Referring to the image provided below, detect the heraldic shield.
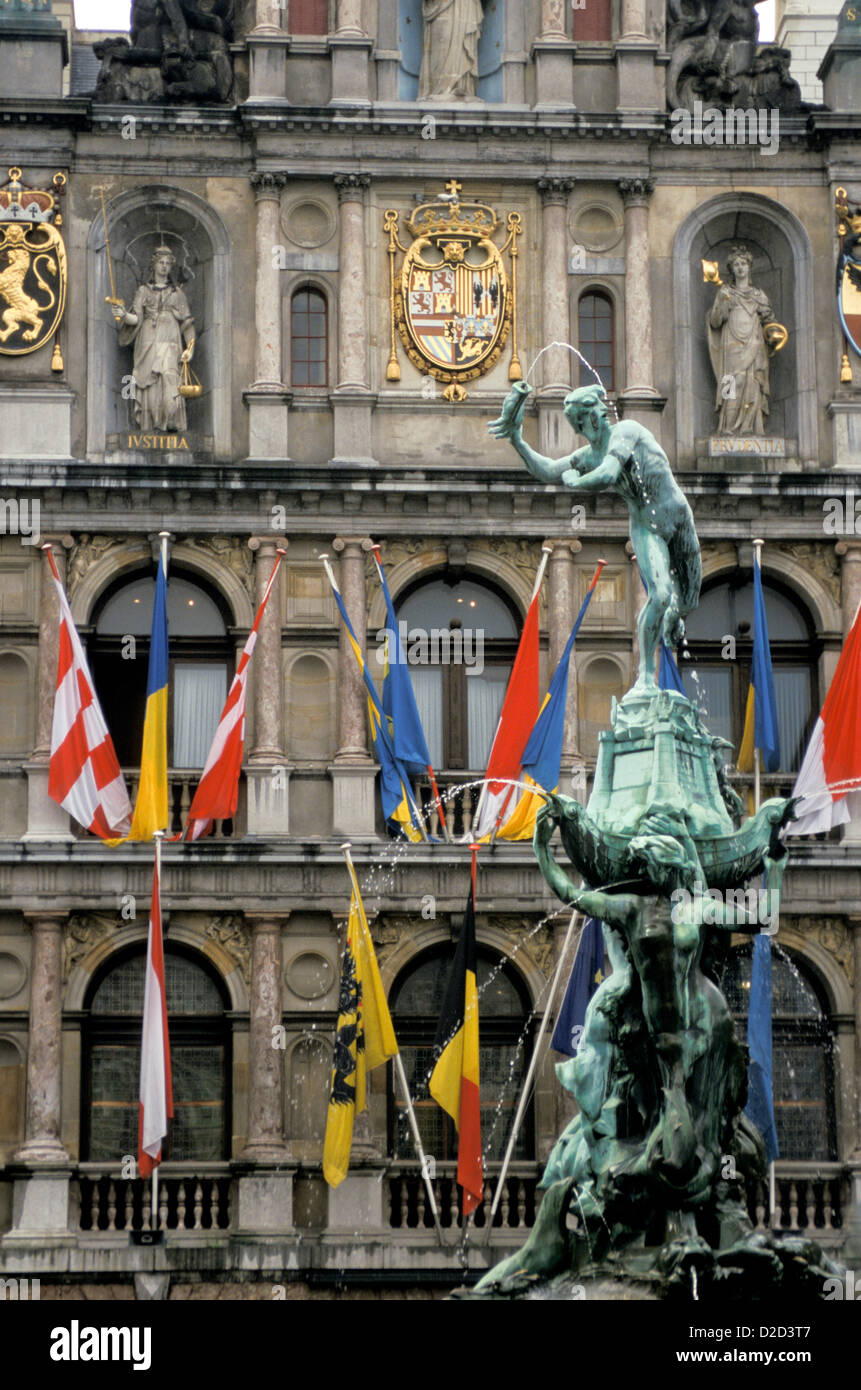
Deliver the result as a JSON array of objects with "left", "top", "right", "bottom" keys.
[
  {"left": 836, "top": 186, "right": 861, "bottom": 373},
  {"left": 0, "top": 168, "right": 68, "bottom": 358},
  {"left": 384, "top": 180, "right": 522, "bottom": 402}
]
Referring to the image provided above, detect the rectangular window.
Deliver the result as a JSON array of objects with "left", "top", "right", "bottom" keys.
[{"left": 173, "top": 662, "right": 227, "bottom": 767}]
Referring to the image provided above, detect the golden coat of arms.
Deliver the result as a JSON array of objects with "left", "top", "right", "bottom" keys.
[
  {"left": 0, "top": 168, "right": 67, "bottom": 363},
  {"left": 384, "top": 180, "right": 522, "bottom": 402}
]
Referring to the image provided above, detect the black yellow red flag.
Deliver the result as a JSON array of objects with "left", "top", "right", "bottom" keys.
[{"left": 428, "top": 884, "right": 483, "bottom": 1214}]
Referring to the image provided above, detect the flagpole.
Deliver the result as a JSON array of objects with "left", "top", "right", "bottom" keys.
[
  {"left": 151, "top": 828, "right": 164, "bottom": 1233},
  {"left": 158, "top": 530, "right": 170, "bottom": 577},
  {"left": 485, "top": 901, "right": 581, "bottom": 1238},
  {"left": 340, "top": 844, "right": 444, "bottom": 1244},
  {"left": 476, "top": 544, "right": 553, "bottom": 839}
]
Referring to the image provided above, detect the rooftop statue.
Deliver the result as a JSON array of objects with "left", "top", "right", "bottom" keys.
[
  {"left": 93, "top": 0, "right": 234, "bottom": 105},
  {"left": 489, "top": 382, "right": 701, "bottom": 693},
  {"left": 666, "top": 0, "right": 803, "bottom": 112}
]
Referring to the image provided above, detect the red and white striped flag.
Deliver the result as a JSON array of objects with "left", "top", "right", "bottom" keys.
[
  {"left": 45, "top": 546, "right": 132, "bottom": 839},
  {"left": 184, "top": 548, "right": 285, "bottom": 840},
  {"left": 138, "top": 855, "right": 173, "bottom": 1178}
]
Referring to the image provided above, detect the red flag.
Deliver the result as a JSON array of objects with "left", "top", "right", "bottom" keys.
[
  {"left": 138, "top": 857, "right": 173, "bottom": 1178},
  {"left": 45, "top": 546, "right": 132, "bottom": 838},
  {"left": 787, "top": 602, "right": 861, "bottom": 835},
  {"left": 185, "top": 549, "right": 285, "bottom": 840},
  {"left": 473, "top": 592, "right": 540, "bottom": 836}
]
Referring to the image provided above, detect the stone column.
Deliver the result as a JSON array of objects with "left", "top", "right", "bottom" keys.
[
  {"left": 536, "top": 179, "right": 574, "bottom": 456},
  {"left": 245, "top": 536, "right": 291, "bottom": 836},
  {"left": 17, "top": 915, "right": 68, "bottom": 1163},
  {"left": 841, "top": 916, "right": 861, "bottom": 1259},
  {"left": 242, "top": 915, "right": 290, "bottom": 1161},
  {"left": 836, "top": 541, "right": 861, "bottom": 637},
  {"left": 245, "top": 174, "right": 291, "bottom": 460},
  {"left": 620, "top": 0, "right": 647, "bottom": 39},
  {"left": 24, "top": 537, "right": 74, "bottom": 841},
  {"left": 533, "top": 0, "right": 576, "bottom": 108},
  {"left": 617, "top": 178, "right": 664, "bottom": 438},
  {"left": 247, "top": 1, "right": 289, "bottom": 101},
  {"left": 330, "top": 0, "right": 373, "bottom": 103},
  {"left": 329, "top": 536, "right": 377, "bottom": 835},
  {"left": 331, "top": 175, "right": 374, "bottom": 461},
  {"left": 615, "top": 0, "right": 662, "bottom": 112},
  {"left": 546, "top": 539, "right": 584, "bottom": 781}
]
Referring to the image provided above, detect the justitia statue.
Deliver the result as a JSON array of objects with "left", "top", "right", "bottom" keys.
[
  {"left": 112, "top": 245, "right": 195, "bottom": 433},
  {"left": 489, "top": 382, "right": 701, "bottom": 690},
  {"left": 707, "top": 244, "right": 773, "bottom": 437},
  {"left": 418, "top": 0, "right": 484, "bottom": 100}
]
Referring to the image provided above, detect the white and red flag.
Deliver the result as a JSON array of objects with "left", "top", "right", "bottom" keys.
[
  {"left": 138, "top": 855, "right": 173, "bottom": 1178},
  {"left": 45, "top": 545, "right": 132, "bottom": 839},
  {"left": 184, "top": 549, "right": 286, "bottom": 840},
  {"left": 786, "top": 602, "right": 861, "bottom": 836}
]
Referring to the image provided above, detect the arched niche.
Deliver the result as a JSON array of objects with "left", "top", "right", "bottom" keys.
[
  {"left": 286, "top": 653, "right": 336, "bottom": 762},
  {"left": 87, "top": 185, "right": 231, "bottom": 460},
  {"left": 0, "top": 651, "right": 33, "bottom": 756},
  {"left": 0, "top": 1036, "right": 25, "bottom": 1161},
  {"left": 672, "top": 194, "right": 817, "bottom": 466},
  {"left": 396, "top": 0, "right": 505, "bottom": 101},
  {"left": 286, "top": 1035, "right": 332, "bottom": 1151},
  {"left": 578, "top": 654, "right": 627, "bottom": 759},
  {"left": 70, "top": 540, "right": 254, "bottom": 630}
]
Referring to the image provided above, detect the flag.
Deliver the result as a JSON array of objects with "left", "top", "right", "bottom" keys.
[
  {"left": 550, "top": 918, "right": 606, "bottom": 1056},
  {"left": 659, "top": 639, "right": 686, "bottom": 695},
  {"left": 472, "top": 590, "right": 540, "bottom": 838},
  {"left": 487, "top": 562, "right": 606, "bottom": 841},
  {"left": 323, "top": 859, "right": 399, "bottom": 1187},
  {"left": 372, "top": 549, "right": 432, "bottom": 775},
  {"left": 125, "top": 550, "right": 169, "bottom": 842},
  {"left": 737, "top": 549, "right": 780, "bottom": 774},
  {"left": 745, "top": 933, "right": 780, "bottom": 1163},
  {"left": 45, "top": 549, "right": 132, "bottom": 838},
  {"left": 428, "top": 888, "right": 482, "bottom": 1213},
  {"left": 326, "top": 563, "right": 425, "bottom": 840},
  {"left": 185, "top": 550, "right": 284, "bottom": 840},
  {"left": 138, "top": 857, "right": 173, "bottom": 1178},
  {"left": 785, "top": 601, "right": 861, "bottom": 836}
]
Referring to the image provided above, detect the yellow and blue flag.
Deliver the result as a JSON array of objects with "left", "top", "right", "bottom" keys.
[
  {"left": 372, "top": 550, "right": 432, "bottom": 776},
  {"left": 487, "top": 560, "right": 605, "bottom": 841},
  {"left": 327, "top": 570, "right": 424, "bottom": 841},
  {"left": 738, "top": 549, "right": 780, "bottom": 773},
  {"left": 126, "top": 549, "right": 169, "bottom": 841}
]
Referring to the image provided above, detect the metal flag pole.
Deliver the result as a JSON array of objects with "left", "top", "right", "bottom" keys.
[
  {"left": 151, "top": 828, "right": 164, "bottom": 1234},
  {"left": 485, "top": 901, "right": 581, "bottom": 1238},
  {"left": 321, "top": 555, "right": 429, "bottom": 842},
  {"left": 340, "top": 843, "right": 444, "bottom": 1245},
  {"left": 477, "top": 543, "right": 553, "bottom": 843}
]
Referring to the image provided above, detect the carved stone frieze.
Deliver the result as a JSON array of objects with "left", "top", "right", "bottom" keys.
[
  {"left": 67, "top": 535, "right": 129, "bottom": 598},
  {"left": 63, "top": 913, "right": 115, "bottom": 983},
  {"left": 184, "top": 535, "right": 255, "bottom": 599},
  {"left": 778, "top": 543, "right": 840, "bottom": 607},
  {"left": 796, "top": 916, "right": 854, "bottom": 985},
  {"left": 205, "top": 914, "right": 251, "bottom": 985}
]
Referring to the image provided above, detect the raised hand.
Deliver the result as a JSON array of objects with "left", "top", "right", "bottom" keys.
[{"left": 488, "top": 380, "right": 533, "bottom": 439}]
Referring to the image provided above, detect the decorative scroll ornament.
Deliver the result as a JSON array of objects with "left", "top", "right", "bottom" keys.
[
  {"left": 384, "top": 179, "right": 522, "bottom": 403},
  {"left": 0, "top": 168, "right": 67, "bottom": 360},
  {"left": 835, "top": 187, "right": 861, "bottom": 384}
]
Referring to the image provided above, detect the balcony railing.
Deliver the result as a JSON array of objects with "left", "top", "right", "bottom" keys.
[
  {"left": 72, "top": 770, "right": 245, "bottom": 841},
  {"left": 745, "top": 1162, "right": 848, "bottom": 1243},
  {"left": 75, "top": 1163, "right": 233, "bottom": 1233},
  {"left": 386, "top": 1161, "right": 541, "bottom": 1231}
]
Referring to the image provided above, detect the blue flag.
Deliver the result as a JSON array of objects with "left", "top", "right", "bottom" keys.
[
  {"left": 551, "top": 918, "right": 606, "bottom": 1057},
  {"left": 659, "top": 639, "right": 686, "bottom": 694},
  {"left": 739, "top": 550, "right": 781, "bottom": 773},
  {"left": 745, "top": 933, "right": 780, "bottom": 1162},
  {"left": 373, "top": 551, "right": 432, "bottom": 776}
]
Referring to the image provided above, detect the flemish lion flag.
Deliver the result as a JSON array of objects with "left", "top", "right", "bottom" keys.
[
  {"left": 323, "top": 860, "right": 399, "bottom": 1187},
  {"left": 428, "top": 888, "right": 482, "bottom": 1214}
]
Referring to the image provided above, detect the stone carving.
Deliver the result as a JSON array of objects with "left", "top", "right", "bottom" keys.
[
  {"left": 782, "top": 543, "right": 840, "bottom": 607},
  {"left": 185, "top": 535, "right": 254, "bottom": 598},
  {"left": 93, "top": 0, "right": 234, "bottom": 105},
  {"left": 63, "top": 914, "right": 114, "bottom": 983},
  {"left": 112, "top": 245, "right": 196, "bottom": 433},
  {"left": 67, "top": 535, "right": 128, "bottom": 597},
  {"left": 418, "top": 0, "right": 484, "bottom": 100},
  {"left": 707, "top": 246, "right": 776, "bottom": 437},
  {"left": 666, "top": 0, "right": 803, "bottom": 112},
  {"left": 797, "top": 918, "right": 854, "bottom": 985},
  {"left": 205, "top": 915, "right": 251, "bottom": 985}
]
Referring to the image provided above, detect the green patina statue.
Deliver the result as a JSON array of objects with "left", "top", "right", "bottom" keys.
[
  {"left": 489, "top": 382, "right": 701, "bottom": 692},
  {"left": 465, "top": 386, "right": 839, "bottom": 1300}
]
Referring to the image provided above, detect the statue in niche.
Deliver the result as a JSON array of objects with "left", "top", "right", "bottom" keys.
[
  {"left": 666, "top": 0, "right": 803, "bottom": 112},
  {"left": 418, "top": 0, "right": 484, "bottom": 100},
  {"left": 707, "top": 245, "right": 775, "bottom": 437},
  {"left": 93, "top": 0, "right": 234, "bottom": 105},
  {"left": 112, "top": 245, "right": 195, "bottom": 433}
]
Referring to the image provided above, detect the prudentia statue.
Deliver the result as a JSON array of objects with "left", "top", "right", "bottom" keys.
[
  {"left": 707, "top": 244, "right": 773, "bottom": 437},
  {"left": 489, "top": 382, "right": 701, "bottom": 691}
]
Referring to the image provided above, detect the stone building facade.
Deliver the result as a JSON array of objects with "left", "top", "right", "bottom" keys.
[{"left": 0, "top": 0, "right": 859, "bottom": 1299}]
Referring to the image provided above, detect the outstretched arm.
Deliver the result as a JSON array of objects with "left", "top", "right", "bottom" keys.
[{"left": 488, "top": 383, "right": 578, "bottom": 483}]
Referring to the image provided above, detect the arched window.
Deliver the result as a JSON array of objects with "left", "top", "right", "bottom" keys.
[
  {"left": 389, "top": 945, "right": 533, "bottom": 1163},
  {"left": 289, "top": 0, "right": 328, "bottom": 33},
  {"left": 578, "top": 657, "right": 626, "bottom": 760},
  {"left": 395, "top": 576, "right": 520, "bottom": 770},
  {"left": 721, "top": 946, "right": 836, "bottom": 1161},
  {"left": 682, "top": 577, "right": 818, "bottom": 771},
  {"left": 291, "top": 287, "right": 328, "bottom": 387},
  {"left": 577, "top": 291, "right": 615, "bottom": 393},
  {"left": 90, "top": 569, "right": 233, "bottom": 772},
  {"left": 84, "top": 947, "right": 230, "bottom": 1162}
]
